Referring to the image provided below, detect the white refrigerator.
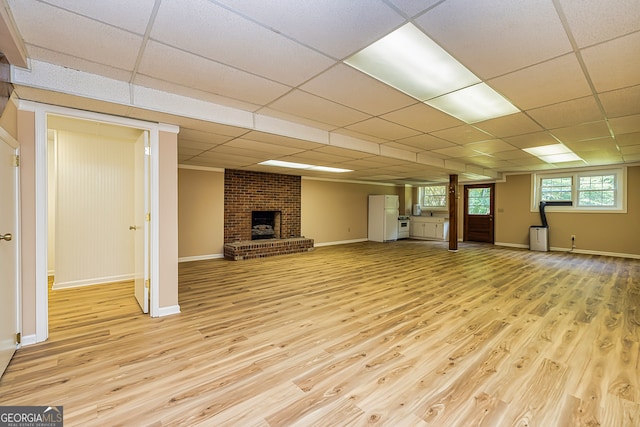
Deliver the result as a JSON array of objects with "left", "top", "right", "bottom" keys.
[{"left": 368, "top": 195, "right": 399, "bottom": 242}]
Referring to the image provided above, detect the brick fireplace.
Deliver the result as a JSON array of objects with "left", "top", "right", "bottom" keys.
[{"left": 223, "top": 169, "right": 313, "bottom": 260}]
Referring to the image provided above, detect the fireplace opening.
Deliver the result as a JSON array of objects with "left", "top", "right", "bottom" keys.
[{"left": 251, "top": 211, "right": 281, "bottom": 240}]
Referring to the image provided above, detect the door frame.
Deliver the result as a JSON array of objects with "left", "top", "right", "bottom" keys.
[
  {"left": 463, "top": 183, "right": 495, "bottom": 243},
  {"left": 23, "top": 101, "right": 164, "bottom": 343},
  {"left": 0, "top": 128, "right": 21, "bottom": 369}
]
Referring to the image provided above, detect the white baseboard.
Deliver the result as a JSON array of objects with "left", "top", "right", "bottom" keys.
[
  {"left": 178, "top": 253, "right": 224, "bottom": 263},
  {"left": 20, "top": 334, "right": 37, "bottom": 346},
  {"left": 494, "top": 242, "right": 529, "bottom": 249},
  {"left": 157, "top": 305, "right": 181, "bottom": 317},
  {"left": 314, "top": 238, "right": 368, "bottom": 247},
  {"left": 52, "top": 274, "right": 135, "bottom": 290},
  {"left": 495, "top": 242, "right": 640, "bottom": 259}
]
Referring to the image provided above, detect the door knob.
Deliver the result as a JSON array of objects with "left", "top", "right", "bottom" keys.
[
  {"left": 129, "top": 226, "right": 138, "bottom": 230},
  {"left": 0, "top": 233, "right": 12, "bottom": 241}
]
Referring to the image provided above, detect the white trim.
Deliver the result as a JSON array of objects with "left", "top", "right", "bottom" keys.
[
  {"left": 494, "top": 242, "right": 529, "bottom": 249},
  {"left": 34, "top": 108, "right": 48, "bottom": 343},
  {"left": 314, "top": 238, "right": 368, "bottom": 247},
  {"left": 178, "top": 164, "right": 224, "bottom": 173},
  {"left": 149, "top": 126, "right": 160, "bottom": 318},
  {"left": 20, "top": 334, "right": 37, "bottom": 347},
  {"left": 52, "top": 274, "right": 135, "bottom": 290},
  {"left": 495, "top": 242, "right": 640, "bottom": 259},
  {"left": 530, "top": 167, "right": 627, "bottom": 213},
  {"left": 178, "top": 253, "right": 224, "bottom": 262},
  {"left": 21, "top": 101, "right": 165, "bottom": 342},
  {"left": 157, "top": 305, "right": 181, "bottom": 317}
]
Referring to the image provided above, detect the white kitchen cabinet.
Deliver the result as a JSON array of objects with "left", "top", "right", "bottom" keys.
[{"left": 410, "top": 216, "right": 449, "bottom": 241}]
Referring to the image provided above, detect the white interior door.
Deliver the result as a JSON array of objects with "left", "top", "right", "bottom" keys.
[
  {"left": 133, "top": 131, "right": 149, "bottom": 313},
  {"left": 0, "top": 137, "right": 18, "bottom": 376}
]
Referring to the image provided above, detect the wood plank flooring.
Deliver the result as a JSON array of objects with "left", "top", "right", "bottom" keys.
[{"left": 1, "top": 241, "right": 639, "bottom": 426}]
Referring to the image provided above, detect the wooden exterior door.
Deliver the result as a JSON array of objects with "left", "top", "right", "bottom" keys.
[{"left": 464, "top": 183, "right": 495, "bottom": 243}]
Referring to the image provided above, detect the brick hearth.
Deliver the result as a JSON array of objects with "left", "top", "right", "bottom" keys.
[{"left": 224, "top": 238, "right": 314, "bottom": 260}]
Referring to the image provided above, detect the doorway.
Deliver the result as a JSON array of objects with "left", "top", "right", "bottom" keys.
[
  {"left": 0, "top": 134, "right": 19, "bottom": 376},
  {"left": 463, "top": 183, "right": 495, "bottom": 243},
  {"left": 46, "top": 115, "right": 150, "bottom": 312}
]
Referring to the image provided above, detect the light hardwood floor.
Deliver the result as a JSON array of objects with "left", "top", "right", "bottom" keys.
[{"left": 1, "top": 241, "right": 639, "bottom": 426}]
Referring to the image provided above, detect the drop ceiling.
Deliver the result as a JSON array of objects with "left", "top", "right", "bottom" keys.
[{"left": 1, "top": 0, "right": 639, "bottom": 184}]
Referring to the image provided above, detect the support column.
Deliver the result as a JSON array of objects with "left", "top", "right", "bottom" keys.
[{"left": 448, "top": 174, "right": 458, "bottom": 251}]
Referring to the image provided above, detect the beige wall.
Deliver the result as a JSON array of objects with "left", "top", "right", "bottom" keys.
[
  {"left": 301, "top": 178, "right": 403, "bottom": 245},
  {"left": 178, "top": 167, "right": 224, "bottom": 258},
  {"left": 158, "top": 130, "right": 179, "bottom": 310},
  {"left": 496, "top": 167, "right": 640, "bottom": 255}
]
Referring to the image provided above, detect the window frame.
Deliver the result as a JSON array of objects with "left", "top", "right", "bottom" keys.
[
  {"left": 531, "top": 167, "right": 627, "bottom": 213},
  {"left": 419, "top": 184, "right": 448, "bottom": 211}
]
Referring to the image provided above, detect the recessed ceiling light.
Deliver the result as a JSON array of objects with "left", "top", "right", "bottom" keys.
[
  {"left": 344, "top": 23, "right": 519, "bottom": 123},
  {"left": 259, "top": 160, "right": 352, "bottom": 173}
]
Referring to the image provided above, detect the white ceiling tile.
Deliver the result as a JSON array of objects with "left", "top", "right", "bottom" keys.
[
  {"left": 526, "top": 96, "right": 604, "bottom": 129},
  {"left": 598, "top": 85, "right": 640, "bottom": 118},
  {"left": 503, "top": 131, "right": 560, "bottom": 149},
  {"left": 615, "top": 132, "right": 640, "bottom": 147},
  {"left": 25, "top": 45, "right": 133, "bottom": 82},
  {"left": 489, "top": 54, "right": 592, "bottom": 110},
  {"left": 300, "top": 64, "right": 416, "bottom": 116},
  {"left": 473, "top": 113, "right": 543, "bottom": 138},
  {"left": 385, "top": 0, "right": 442, "bottom": 18},
  {"left": 213, "top": 0, "right": 405, "bottom": 59},
  {"left": 430, "top": 125, "right": 493, "bottom": 144},
  {"left": 414, "top": 0, "right": 572, "bottom": 79},
  {"left": 620, "top": 145, "right": 640, "bottom": 155},
  {"left": 151, "top": 0, "right": 335, "bottom": 86},
  {"left": 380, "top": 103, "right": 464, "bottom": 133},
  {"left": 138, "top": 41, "right": 291, "bottom": 106},
  {"left": 344, "top": 118, "right": 421, "bottom": 141},
  {"left": 550, "top": 121, "right": 611, "bottom": 143},
  {"left": 395, "top": 134, "right": 456, "bottom": 151},
  {"left": 266, "top": 90, "right": 371, "bottom": 128},
  {"left": 39, "top": 0, "right": 156, "bottom": 34},
  {"left": 225, "top": 138, "right": 306, "bottom": 157},
  {"left": 9, "top": 0, "right": 142, "bottom": 70},
  {"left": 610, "top": 115, "right": 640, "bottom": 135},
  {"left": 565, "top": 136, "right": 618, "bottom": 152},
  {"left": 581, "top": 32, "right": 640, "bottom": 92},
  {"left": 465, "top": 139, "right": 518, "bottom": 155},
  {"left": 558, "top": 0, "right": 640, "bottom": 48}
]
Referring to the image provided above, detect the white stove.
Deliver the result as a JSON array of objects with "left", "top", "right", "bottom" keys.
[{"left": 398, "top": 216, "right": 410, "bottom": 239}]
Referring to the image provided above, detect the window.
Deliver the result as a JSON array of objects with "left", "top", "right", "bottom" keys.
[
  {"left": 532, "top": 168, "right": 626, "bottom": 212},
  {"left": 467, "top": 187, "right": 491, "bottom": 215},
  {"left": 420, "top": 185, "right": 447, "bottom": 209},
  {"left": 578, "top": 174, "right": 616, "bottom": 207},
  {"left": 540, "top": 177, "right": 572, "bottom": 202}
]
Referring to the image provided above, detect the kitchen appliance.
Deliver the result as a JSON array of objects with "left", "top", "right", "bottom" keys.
[
  {"left": 398, "top": 216, "right": 410, "bottom": 239},
  {"left": 368, "top": 195, "right": 399, "bottom": 242},
  {"left": 412, "top": 204, "right": 422, "bottom": 216}
]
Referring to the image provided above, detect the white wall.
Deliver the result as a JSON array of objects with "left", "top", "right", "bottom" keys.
[{"left": 51, "top": 130, "right": 135, "bottom": 288}]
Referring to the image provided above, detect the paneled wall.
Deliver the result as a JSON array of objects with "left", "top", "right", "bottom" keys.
[{"left": 51, "top": 130, "right": 135, "bottom": 288}]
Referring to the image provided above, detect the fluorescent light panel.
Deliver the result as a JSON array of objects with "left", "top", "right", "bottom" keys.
[
  {"left": 259, "top": 160, "right": 352, "bottom": 173},
  {"left": 523, "top": 144, "right": 583, "bottom": 163},
  {"left": 344, "top": 23, "right": 519, "bottom": 123}
]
